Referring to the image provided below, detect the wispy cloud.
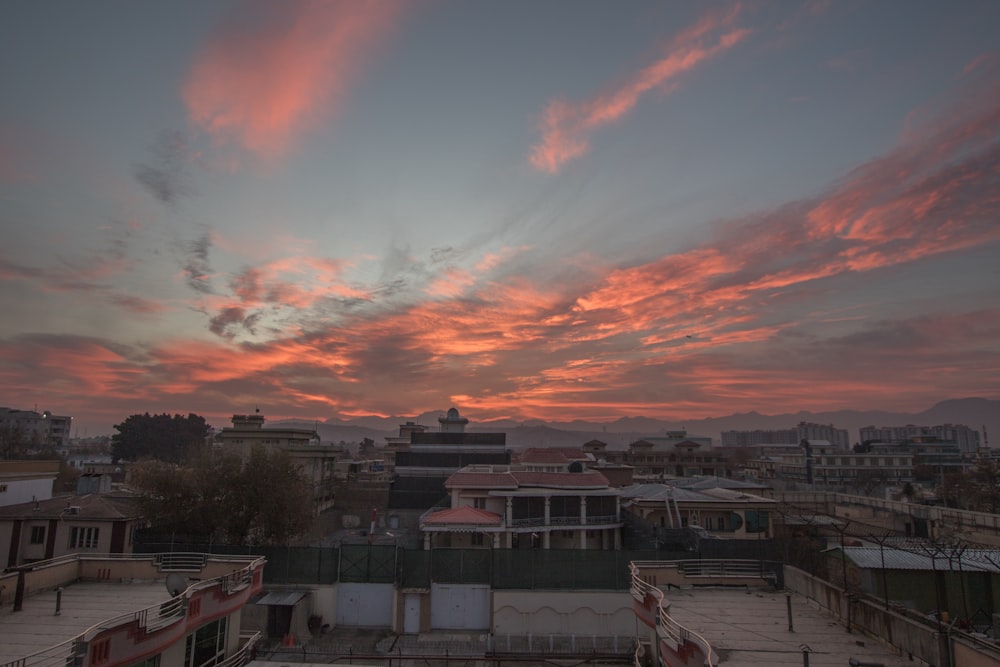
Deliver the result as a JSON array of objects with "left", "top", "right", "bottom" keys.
[
  {"left": 530, "top": 6, "right": 751, "bottom": 173},
  {"left": 182, "top": 0, "right": 405, "bottom": 158}
]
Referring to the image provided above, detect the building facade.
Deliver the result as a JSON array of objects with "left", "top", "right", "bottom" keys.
[
  {"left": 420, "top": 457, "right": 622, "bottom": 550},
  {"left": 0, "top": 407, "right": 72, "bottom": 451},
  {"left": 389, "top": 408, "right": 510, "bottom": 510},
  {"left": 0, "top": 493, "right": 144, "bottom": 568},
  {"left": 860, "top": 423, "right": 981, "bottom": 454},
  {"left": 721, "top": 421, "right": 850, "bottom": 448},
  {"left": 216, "top": 413, "right": 343, "bottom": 513}
]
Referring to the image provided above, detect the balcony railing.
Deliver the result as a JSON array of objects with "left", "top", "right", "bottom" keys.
[
  {"left": 0, "top": 554, "right": 265, "bottom": 667},
  {"left": 629, "top": 561, "right": 716, "bottom": 667},
  {"left": 511, "top": 515, "right": 621, "bottom": 528}
]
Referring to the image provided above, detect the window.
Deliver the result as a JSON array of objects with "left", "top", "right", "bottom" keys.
[
  {"left": 90, "top": 638, "right": 111, "bottom": 665},
  {"left": 470, "top": 533, "right": 484, "bottom": 546},
  {"left": 69, "top": 526, "right": 99, "bottom": 549},
  {"left": 185, "top": 617, "right": 227, "bottom": 667},
  {"left": 0, "top": 484, "right": 7, "bottom": 493},
  {"left": 130, "top": 656, "right": 160, "bottom": 667},
  {"left": 473, "top": 497, "right": 487, "bottom": 510},
  {"left": 30, "top": 526, "right": 45, "bottom": 544}
]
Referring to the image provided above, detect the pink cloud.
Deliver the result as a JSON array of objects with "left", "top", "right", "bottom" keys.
[
  {"left": 183, "top": 0, "right": 405, "bottom": 158},
  {"left": 530, "top": 6, "right": 751, "bottom": 173}
]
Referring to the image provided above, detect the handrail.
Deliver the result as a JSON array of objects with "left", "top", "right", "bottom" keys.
[
  {"left": 629, "top": 561, "right": 716, "bottom": 666},
  {"left": 0, "top": 554, "right": 265, "bottom": 667}
]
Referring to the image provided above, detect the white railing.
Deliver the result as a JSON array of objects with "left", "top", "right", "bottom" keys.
[
  {"left": 629, "top": 561, "right": 716, "bottom": 667},
  {"left": 0, "top": 555, "right": 265, "bottom": 667}
]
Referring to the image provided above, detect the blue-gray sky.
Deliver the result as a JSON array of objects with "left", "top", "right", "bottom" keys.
[{"left": 1, "top": 0, "right": 998, "bottom": 434}]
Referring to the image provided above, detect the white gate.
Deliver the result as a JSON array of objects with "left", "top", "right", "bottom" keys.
[
  {"left": 430, "top": 583, "right": 490, "bottom": 630},
  {"left": 335, "top": 583, "right": 393, "bottom": 627}
]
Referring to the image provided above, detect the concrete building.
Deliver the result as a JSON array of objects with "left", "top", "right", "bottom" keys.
[
  {"left": 216, "top": 413, "right": 344, "bottom": 514},
  {"left": 389, "top": 408, "right": 509, "bottom": 510},
  {"left": 420, "top": 458, "right": 622, "bottom": 550},
  {"left": 860, "top": 422, "right": 981, "bottom": 454},
  {"left": 0, "top": 460, "right": 59, "bottom": 507},
  {"left": 0, "top": 552, "right": 265, "bottom": 667},
  {"left": 721, "top": 421, "right": 850, "bottom": 448},
  {"left": 0, "top": 407, "right": 72, "bottom": 450},
  {"left": 620, "top": 480, "right": 776, "bottom": 539},
  {"left": 0, "top": 493, "right": 144, "bottom": 568},
  {"left": 600, "top": 432, "right": 728, "bottom": 480}
]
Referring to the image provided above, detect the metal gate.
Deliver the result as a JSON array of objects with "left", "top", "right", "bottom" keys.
[
  {"left": 430, "top": 583, "right": 490, "bottom": 630},
  {"left": 335, "top": 583, "right": 393, "bottom": 627}
]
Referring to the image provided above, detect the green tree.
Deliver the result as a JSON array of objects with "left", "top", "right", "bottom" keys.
[
  {"left": 132, "top": 447, "right": 312, "bottom": 545},
  {"left": 112, "top": 412, "right": 210, "bottom": 463}
]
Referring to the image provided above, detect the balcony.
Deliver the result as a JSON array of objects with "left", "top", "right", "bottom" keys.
[{"left": 511, "top": 514, "right": 621, "bottom": 528}]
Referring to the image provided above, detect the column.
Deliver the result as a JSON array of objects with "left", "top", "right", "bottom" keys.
[
  {"left": 543, "top": 531, "right": 551, "bottom": 549},
  {"left": 493, "top": 533, "right": 500, "bottom": 548},
  {"left": 544, "top": 497, "right": 551, "bottom": 526},
  {"left": 423, "top": 533, "right": 431, "bottom": 550},
  {"left": 580, "top": 496, "right": 587, "bottom": 525}
]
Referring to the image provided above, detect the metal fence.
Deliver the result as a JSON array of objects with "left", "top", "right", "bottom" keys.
[{"left": 134, "top": 541, "right": 777, "bottom": 589}]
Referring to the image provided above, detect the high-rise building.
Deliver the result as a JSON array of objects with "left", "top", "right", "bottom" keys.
[
  {"left": 859, "top": 423, "right": 981, "bottom": 454},
  {"left": 721, "top": 421, "right": 849, "bottom": 448}
]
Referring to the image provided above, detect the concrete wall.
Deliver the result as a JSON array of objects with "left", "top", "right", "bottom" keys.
[
  {"left": 784, "top": 565, "right": 943, "bottom": 665},
  {"left": 493, "top": 590, "right": 634, "bottom": 636}
]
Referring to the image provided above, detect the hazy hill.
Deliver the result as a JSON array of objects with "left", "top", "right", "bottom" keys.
[{"left": 273, "top": 397, "right": 999, "bottom": 450}]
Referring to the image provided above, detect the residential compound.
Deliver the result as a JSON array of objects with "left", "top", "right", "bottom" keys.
[{"left": 420, "top": 448, "right": 622, "bottom": 550}]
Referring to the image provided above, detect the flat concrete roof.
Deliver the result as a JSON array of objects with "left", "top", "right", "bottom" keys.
[
  {"left": 0, "top": 580, "right": 169, "bottom": 665},
  {"left": 664, "top": 587, "right": 914, "bottom": 666}
]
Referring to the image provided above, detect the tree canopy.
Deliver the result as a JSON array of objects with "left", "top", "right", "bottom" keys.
[
  {"left": 111, "top": 412, "right": 210, "bottom": 463},
  {"left": 131, "top": 446, "right": 313, "bottom": 545}
]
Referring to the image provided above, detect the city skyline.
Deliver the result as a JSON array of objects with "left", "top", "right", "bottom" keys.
[{"left": 1, "top": 1, "right": 999, "bottom": 435}]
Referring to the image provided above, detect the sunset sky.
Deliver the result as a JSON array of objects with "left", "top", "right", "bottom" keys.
[{"left": 1, "top": 1, "right": 999, "bottom": 435}]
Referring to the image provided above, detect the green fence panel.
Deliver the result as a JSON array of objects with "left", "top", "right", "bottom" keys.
[
  {"left": 429, "top": 548, "right": 491, "bottom": 584},
  {"left": 400, "top": 549, "right": 432, "bottom": 588},
  {"left": 339, "top": 544, "right": 398, "bottom": 583}
]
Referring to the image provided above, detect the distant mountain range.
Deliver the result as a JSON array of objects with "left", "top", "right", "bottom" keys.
[{"left": 276, "top": 397, "right": 999, "bottom": 451}]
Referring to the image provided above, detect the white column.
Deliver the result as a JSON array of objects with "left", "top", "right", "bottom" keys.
[
  {"left": 423, "top": 533, "right": 431, "bottom": 550},
  {"left": 493, "top": 533, "right": 500, "bottom": 548},
  {"left": 544, "top": 497, "right": 551, "bottom": 526},
  {"left": 580, "top": 496, "right": 587, "bottom": 525}
]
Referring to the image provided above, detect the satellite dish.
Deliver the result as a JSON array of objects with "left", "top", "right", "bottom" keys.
[{"left": 165, "top": 573, "right": 188, "bottom": 597}]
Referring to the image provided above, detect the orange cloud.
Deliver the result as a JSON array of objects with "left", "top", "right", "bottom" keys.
[
  {"left": 530, "top": 6, "right": 750, "bottom": 173},
  {"left": 183, "top": 0, "right": 404, "bottom": 158}
]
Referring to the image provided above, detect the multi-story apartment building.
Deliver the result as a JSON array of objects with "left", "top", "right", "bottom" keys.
[
  {"left": 216, "top": 412, "right": 343, "bottom": 513},
  {"left": 420, "top": 453, "right": 621, "bottom": 550},
  {"left": 0, "top": 407, "right": 72, "bottom": 450},
  {"left": 860, "top": 423, "right": 981, "bottom": 454},
  {"left": 745, "top": 441, "right": 915, "bottom": 488},
  {"left": 721, "top": 421, "right": 850, "bottom": 448},
  {"left": 389, "top": 408, "right": 509, "bottom": 510}
]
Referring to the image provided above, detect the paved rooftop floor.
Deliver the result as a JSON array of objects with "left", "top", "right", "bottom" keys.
[
  {"left": 665, "top": 587, "right": 920, "bottom": 666},
  {"left": 0, "top": 580, "right": 170, "bottom": 665}
]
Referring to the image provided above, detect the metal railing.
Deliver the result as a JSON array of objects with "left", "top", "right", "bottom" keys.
[
  {"left": 0, "top": 554, "right": 265, "bottom": 667},
  {"left": 629, "top": 561, "right": 716, "bottom": 667}
]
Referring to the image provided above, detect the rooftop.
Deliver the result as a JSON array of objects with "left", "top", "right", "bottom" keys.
[
  {"left": 664, "top": 587, "right": 914, "bottom": 665},
  {"left": 0, "top": 580, "right": 167, "bottom": 665}
]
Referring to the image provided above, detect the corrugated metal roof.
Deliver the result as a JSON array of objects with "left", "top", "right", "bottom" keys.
[
  {"left": 256, "top": 591, "right": 308, "bottom": 606},
  {"left": 840, "top": 546, "right": 1000, "bottom": 572}
]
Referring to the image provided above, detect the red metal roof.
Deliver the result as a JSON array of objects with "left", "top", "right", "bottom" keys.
[{"left": 421, "top": 506, "right": 503, "bottom": 526}]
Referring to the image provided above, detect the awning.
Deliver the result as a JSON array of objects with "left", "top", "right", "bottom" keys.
[{"left": 255, "top": 591, "right": 307, "bottom": 606}]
